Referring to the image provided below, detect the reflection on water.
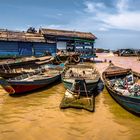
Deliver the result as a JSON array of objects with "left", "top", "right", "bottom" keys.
[{"left": 0, "top": 55, "right": 140, "bottom": 140}]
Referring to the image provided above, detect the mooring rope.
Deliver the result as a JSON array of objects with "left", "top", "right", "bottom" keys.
[{"left": 83, "top": 81, "right": 91, "bottom": 105}]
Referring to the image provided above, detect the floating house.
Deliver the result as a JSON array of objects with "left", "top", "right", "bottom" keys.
[
  {"left": 0, "top": 28, "right": 56, "bottom": 57},
  {"left": 39, "top": 28, "right": 97, "bottom": 59},
  {"left": 0, "top": 28, "right": 97, "bottom": 58}
]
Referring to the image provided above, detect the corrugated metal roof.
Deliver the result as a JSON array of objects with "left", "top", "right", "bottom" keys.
[{"left": 40, "top": 28, "right": 97, "bottom": 40}]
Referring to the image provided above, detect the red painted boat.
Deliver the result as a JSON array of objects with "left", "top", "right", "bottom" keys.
[{"left": 0, "top": 66, "right": 62, "bottom": 95}]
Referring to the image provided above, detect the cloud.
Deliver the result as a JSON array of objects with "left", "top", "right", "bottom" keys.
[
  {"left": 117, "top": 0, "right": 129, "bottom": 12},
  {"left": 83, "top": 0, "right": 140, "bottom": 31},
  {"left": 98, "top": 27, "right": 109, "bottom": 31},
  {"left": 103, "top": 11, "right": 140, "bottom": 31},
  {"left": 40, "top": 0, "right": 140, "bottom": 33},
  {"left": 84, "top": 1, "right": 106, "bottom": 13}
]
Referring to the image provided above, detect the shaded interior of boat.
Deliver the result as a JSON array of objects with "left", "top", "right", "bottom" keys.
[
  {"left": 103, "top": 65, "right": 140, "bottom": 98},
  {"left": 63, "top": 64, "right": 99, "bottom": 80},
  {"left": 0, "top": 67, "right": 36, "bottom": 74},
  {"left": 8, "top": 66, "right": 62, "bottom": 82}
]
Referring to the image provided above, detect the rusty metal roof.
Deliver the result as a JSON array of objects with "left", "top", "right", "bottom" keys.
[
  {"left": 0, "top": 28, "right": 97, "bottom": 42},
  {"left": 40, "top": 28, "right": 97, "bottom": 40},
  {"left": 0, "top": 29, "right": 46, "bottom": 42}
]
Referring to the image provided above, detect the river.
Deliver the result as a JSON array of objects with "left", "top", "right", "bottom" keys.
[{"left": 0, "top": 53, "right": 140, "bottom": 140}]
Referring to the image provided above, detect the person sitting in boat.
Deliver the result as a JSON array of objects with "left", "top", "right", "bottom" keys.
[
  {"left": 69, "top": 70, "right": 74, "bottom": 77},
  {"left": 109, "top": 60, "right": 112, "bottom": 64},
  {"left": 83, "top": 70, "right": 86, "bottom": 76}
]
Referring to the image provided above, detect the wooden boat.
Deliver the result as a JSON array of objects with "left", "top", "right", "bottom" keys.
[
  {"left": 0, "top": 56, "right": 53, "bottom": 70},
  {"left": 102, "top": 63, "right": 140, "bottom": 115},
  {"left": 62, "top": 64, "right": 100, "bottom": 94},
  {"left": 0, "top": 65, "right": 62, "bottom": 95},
  {"left": 0, "top": 56, "right": 61, "bottom": 79}
]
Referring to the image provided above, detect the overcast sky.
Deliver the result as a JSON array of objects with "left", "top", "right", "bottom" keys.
[{"left": 0, "top": 0, "right": 140, "bottom": 50}]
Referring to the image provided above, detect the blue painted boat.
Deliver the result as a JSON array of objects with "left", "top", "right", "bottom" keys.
[
  {"left": 62, "top": 64, "right": 100, "bottom": 95},
  {"left": 0, "top": 65, "right": 62, "bottom": 95},
  {"left": 102, "top": 63, "right": 140, "bottom": 115}
]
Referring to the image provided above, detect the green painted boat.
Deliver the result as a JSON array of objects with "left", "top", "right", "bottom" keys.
[{"left": 62, "top": 64, "right": 100, "bottom": 95}]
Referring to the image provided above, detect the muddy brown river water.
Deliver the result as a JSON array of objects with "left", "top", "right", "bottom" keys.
[{"left": 0, "top": 54, "right": 140, "bottom": 140}]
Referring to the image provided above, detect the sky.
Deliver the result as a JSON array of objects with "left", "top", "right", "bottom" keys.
[{"left": 0, "top": 0, "right": 140, "bottom": 50}]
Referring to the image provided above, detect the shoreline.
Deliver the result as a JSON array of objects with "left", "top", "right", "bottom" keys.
[{"left": 94, "top": 53, "right": 140, "bottom": 75}]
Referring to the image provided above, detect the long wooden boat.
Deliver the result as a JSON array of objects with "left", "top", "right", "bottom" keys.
[
  {"left": 0, "top": 56, "right": 53, "bottom": 70},
  {"left": 62, "top": 64, "right": 100, "bottom": 94},
  {"left": 0, "top": 65, "right": 62, "bottom": 95},
  {"left": 102, "top": 63, "right": 140, "bottom": 115},
  {"left": 0, "top": 56, "right": 61, "bottom": 79}
]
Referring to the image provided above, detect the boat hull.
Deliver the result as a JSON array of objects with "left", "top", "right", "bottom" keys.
[
  {"left": 62, "top": 78, "right": 99, "bottom": 93},
  {"left": 3, "top": 75, "right": 61, "bottom": 94},
  {"left": 105, "top": 85, "right": 140, "bottom": 115}
]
